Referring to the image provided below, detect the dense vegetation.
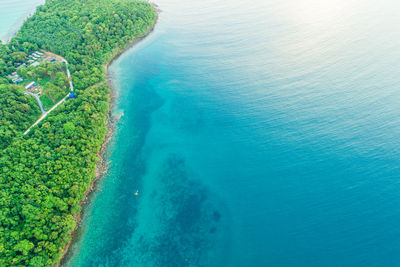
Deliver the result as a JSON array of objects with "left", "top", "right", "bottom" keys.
[
  {"left": 0, "top": 0, "right": 156, "bottom": 265},
  {"left": 0, "top": 84, "right": 40, "bottom": 150},
  {"left": 0, "top": 41, "right": 39, "bottom": 81},
  {"left": 18, "top": 62, "right": 69, "bottom": 109}
]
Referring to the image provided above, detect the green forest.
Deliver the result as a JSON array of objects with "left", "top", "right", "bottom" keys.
[
  {"left": 0, "top": 0, "right": 157, "bottom": 265},
  {"left": 18, "top": 62, "right": 70, "bottom": 109},
  {"left": 0, "top": 84, "right": 41, "bottom": 150}
]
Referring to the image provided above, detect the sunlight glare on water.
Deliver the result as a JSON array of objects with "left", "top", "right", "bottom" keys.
[
  {"left": 0, "top": 0, "right": 44, "bottom": 42},
  {"left": 64, "top": 0, "right": 400, "bottom": 266}
]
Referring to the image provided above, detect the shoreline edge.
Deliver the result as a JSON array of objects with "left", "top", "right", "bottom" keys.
[{"left": 56, "top": 7, "right": 160, "bottom": 266}]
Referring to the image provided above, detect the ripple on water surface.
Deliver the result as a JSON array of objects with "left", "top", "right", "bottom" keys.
[
  {"left": 0, "top": 0, "right": 44, "bottom": 42},
  {"left": 67, "top": 0, "right": 400, "bottom": 266}
]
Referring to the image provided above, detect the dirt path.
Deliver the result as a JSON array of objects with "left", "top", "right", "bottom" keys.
[
  {"left": 24, "top": 51, "right": 74, "bottom": 135},
  {"left": 23, "top": 93, "right": 69, "bottom": 135},
  {"left": 25, "top": 91, "right": 46, "bottom": 114}
]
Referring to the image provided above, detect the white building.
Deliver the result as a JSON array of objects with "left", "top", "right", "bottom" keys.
[{"left": 25, "top": 81, "right": 36, "bottom": 90}]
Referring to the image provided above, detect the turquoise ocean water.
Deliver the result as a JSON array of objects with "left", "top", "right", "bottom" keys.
[
  {"left": 23, "top": 0, "right": 400, "bottom": 266},
  {"left": 0, "top": 0, "right": 44, "bottom": 42}
]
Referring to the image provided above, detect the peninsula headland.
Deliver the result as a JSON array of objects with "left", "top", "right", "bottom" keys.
[{"left": 0, "top": 0, "right": 157, "bottom": 265}]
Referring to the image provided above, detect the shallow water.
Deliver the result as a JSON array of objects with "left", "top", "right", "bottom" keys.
[
  {"left": 0, "top": 0, "right": 44, "bottom": 42},
  {"left": 66, "top": 0, "right": 400, "bottom": 266}
]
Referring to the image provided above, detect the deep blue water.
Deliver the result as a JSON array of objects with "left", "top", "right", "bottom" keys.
[{"left": 66, "top": 0, "right": 400, "bottom": 266}]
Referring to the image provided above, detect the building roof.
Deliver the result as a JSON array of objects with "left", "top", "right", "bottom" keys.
[{"left": 25, "top": 81, "right": 36, "bottom": 89}]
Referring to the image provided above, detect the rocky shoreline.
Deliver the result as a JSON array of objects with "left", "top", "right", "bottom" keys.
[{"left": 56, "top": 9, "right": 159, "bottom": 266}]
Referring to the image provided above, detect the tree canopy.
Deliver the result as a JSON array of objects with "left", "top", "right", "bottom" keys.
[
  {"left": 0, "top": 0, "right": 156, "bottom": 265},
  {"left": 0, "top": 84, "right": 41, "bottom": 149}
]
